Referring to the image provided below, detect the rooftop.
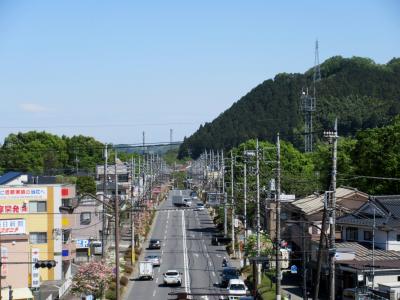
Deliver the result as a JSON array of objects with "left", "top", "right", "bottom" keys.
[{"left": 290, "top": 187, "right": 368, "bottom": 215}]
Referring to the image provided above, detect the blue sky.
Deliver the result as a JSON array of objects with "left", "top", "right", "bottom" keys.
[{"left": 0, "top": 0, "right": 399, "bottom": 144}]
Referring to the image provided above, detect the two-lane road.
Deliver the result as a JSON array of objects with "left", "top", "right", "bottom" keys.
[{"left": 127, "top": 191, "right": 231, "bottom": 300}]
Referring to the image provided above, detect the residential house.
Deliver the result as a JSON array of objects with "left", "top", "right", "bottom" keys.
[
  {"left": 70, "top": 195, "right": 104, "bottom": 262},
  {"left": 338, "top": 195, "right": 400, "bottom": 251},
  {"left": 96, "top": 159, "right": 132, "bottom": 200}
]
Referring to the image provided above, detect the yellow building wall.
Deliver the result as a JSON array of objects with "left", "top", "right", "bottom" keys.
[{"left": 0, "top": 186, "right": 56, "bottom": 282}]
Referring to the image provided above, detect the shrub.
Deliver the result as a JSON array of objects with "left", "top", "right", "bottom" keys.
[
  {"left": 124, "top": 266, "right": 133, "bottom": 274},
  {"left": 105, "top": 290, "right": 116, "bottom": 300},
  {"left": 120, "top": 276, "right": 129, "bottom": 286},
  {"left": 108, "top": 282, "right": 116, "bottom": 291}
]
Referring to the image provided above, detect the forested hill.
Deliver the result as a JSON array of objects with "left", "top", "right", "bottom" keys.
[{"left": 178, "top": 56, "right": 400, "bottom": 158}]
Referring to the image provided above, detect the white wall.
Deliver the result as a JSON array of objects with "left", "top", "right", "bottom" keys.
[
  {"left": 366, "top": 273, "right": 400, "bottom": 289},
  {"left": 387, "top": 231, "right": 400, "bottom": 251}
]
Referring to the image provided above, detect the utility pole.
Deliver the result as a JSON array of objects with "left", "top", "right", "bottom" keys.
[
  {"left": 256, "top": 139, "right": 261, "bottom": 285},
  {"left": 231, "top": 150, "right": 235, "bottom": 257},
  {"left": 302, "top": 222, "right": 307, "bottom": 300},
  {"left": 276, "top": 133, "right": 282, "bottom": 300},
  {"left": 325, "top": 119, "right": 338, "bottom": 300},
  {"left": 114, "top": 150, "right": 120, "bottom": 300},
  {"left": 131, "top": 157, "right": 135, "bottom": 265},
  {"left": 243, "top": 161, "right": 247, "bottom": 266},
  {"left": 102, "top": 144, "right": 108, "bottom": 258},
  {"left": 222, "top": 151, "right": 227, "bottom": 237}
]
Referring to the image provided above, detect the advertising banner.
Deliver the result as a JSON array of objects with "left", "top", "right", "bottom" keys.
[
  {"left": 1, "top": 247, "right": 7, "bottom": 275},
  {"left": 0, "top": 187, "right": 47, "bottom": 201},
  {"left": 31, "top": 248, "right": 40, "bottom": 288},
  {"left": 0, "top": 204, "right": 28, "bottom": 214},
  {"left": 0, "top": 219, "right": 26, "bottom": 234}
]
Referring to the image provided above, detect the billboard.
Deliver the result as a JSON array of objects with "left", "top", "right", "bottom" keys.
[
  {"left": 0, "top": 187, "right": 47, "bottom": 201},
  {"left": 207, "top": 192, "right": 225, "bottom": 207},
  {"left": 31, "top": 248, "right": 40, "bottom": 288},
  {"left": 0, "top": 219, "right": 26, "bottom": 234}
]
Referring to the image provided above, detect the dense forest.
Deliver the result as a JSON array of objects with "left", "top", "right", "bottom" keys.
[
  {"left": 178, "top": 56, "right": 400, "bottom": 158},
  {"left": 0, "top": 132, "right": 142, "bottom": 175}
]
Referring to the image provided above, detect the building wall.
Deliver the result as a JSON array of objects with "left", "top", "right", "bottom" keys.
[
  {"left": 0, "top": 185, "right": 64, "bottom": 285},
  {"left": 387, "top": 231, "right": 400, "bottom": 251},
  {"left": 1, "top": 236, "right": 29, "bottom": 288},
  {"left": 366, "top": 273, "right": 400, "bottom": 289},
  {"left": 341, "top": 226, "right": 390, "bottom": 250}
]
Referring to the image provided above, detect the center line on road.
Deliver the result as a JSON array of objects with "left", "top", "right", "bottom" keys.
[
  {"left": 156, "top": 277, "right": 159, "bottom": 283},
  {"left": 212, "top": 271, "right": 216, "bottom": 277},
  {"left": 153, "top": 290, "right": 156, "bottom": 297}
]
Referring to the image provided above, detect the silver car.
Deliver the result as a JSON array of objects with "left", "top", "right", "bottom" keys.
[
  {"left": 163, "top": 270, "right": 182, "bottom": 286},
  {"left": 145, "top": 255, "right": 161, "bottom": 266}
]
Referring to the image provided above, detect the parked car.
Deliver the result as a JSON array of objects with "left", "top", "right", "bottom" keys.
[
  {"left": 195, "top": 203, "right": 205, "bottom": 211},
  {"left": 220, "top": 267, "right": 240, "bottom": 288},
  {"left": 227, "top": 279, "right": 247, "bottom": 300},
  {"left": 163, "top": 270, "right": 182, "bottom": 286},
  {"left": 148, "top": 239, "right": 161, "bottom": 249},
  {"left": 145, "top": 255, "right": 161, "bottom": 266}
]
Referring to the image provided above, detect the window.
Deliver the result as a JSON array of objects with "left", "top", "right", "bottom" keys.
[
  {"left": 80, "top": 212, "right": 91, "bottom": 225},
  {"left": 30, "top": 232, "right": 47, "bottom": 244},
  {"left": 346, "top": 227, "right": 358, "bottom": 241},
  {"left": 62, "top": 230, "right": 71, "bottom": 243},
  {"left": 364, "top": 231, "right": 372, "bottom": 241},
  {"left": 29, "top": 201, "right": 47, "bottom": 213},
  {"left": 397, "top": 234, "right": 400, "bottom": 242},
  {"left": 62, "top": 199, "right": 71, "bottom": 207}
]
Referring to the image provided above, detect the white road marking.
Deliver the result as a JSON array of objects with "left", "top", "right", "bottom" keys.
[
  {"left": 182, "top": 210, "right": 191, "bottom": 294},
  {"left": 208, "top": 261, "right": 212, "bottom": 267},
  {"left": 162, "top": 250, "right": 164, "bottom": 255},
  {"left": 206, "top": 253, "right": 210, "bottom": 258},
  {"left": 216, "top": 254, "right": 222, "bottom": 258},
  {"left": 153, "top": 290, "right": 156, "bottom": 297},
  {"left": 212, "top": 271, "right": 216, "bottom": 277},
  {"left": 194, "top": 253, "right": 199, "bottom": 258},
  {"left": 156, "top": 277, "right": 159, "bottom": 283}
]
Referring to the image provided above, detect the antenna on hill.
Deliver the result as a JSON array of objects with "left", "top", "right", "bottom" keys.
[
  {"left": 301, "top": 40, "right": 320, "bottom": 152},
  {"left": 170, "top": 128, "right": 173, "bottom": 144}
]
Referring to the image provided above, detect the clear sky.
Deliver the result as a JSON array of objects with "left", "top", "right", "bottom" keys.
[{"left": 0, "top": 0, "right": 399, "bottom": 144}]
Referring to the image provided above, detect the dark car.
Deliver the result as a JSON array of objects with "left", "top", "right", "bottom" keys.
[
  {"left": 212, "top": 234, "right": 232, "bottom": 246},
  {"left": 220, "top": 267, "right": 240, "bottom": 287},
  {"left": 148, "top": 239, "right": 161, "bottom": 249}
]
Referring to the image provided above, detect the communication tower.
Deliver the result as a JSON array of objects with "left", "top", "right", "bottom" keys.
[{"left": 301, "top": 40, "right": 321, "bottom": 152}]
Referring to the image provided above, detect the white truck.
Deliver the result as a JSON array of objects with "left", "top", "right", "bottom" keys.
[
  {"left": 139, "top": 261, "right": 154, "bottom": 280},
  {"left": 172, "top": 195, "right": 184, "bottom": 206}
]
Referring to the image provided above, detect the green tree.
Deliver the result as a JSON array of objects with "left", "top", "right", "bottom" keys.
[{"left": 76, "top": 176, "right": 96, "bottom": 195}]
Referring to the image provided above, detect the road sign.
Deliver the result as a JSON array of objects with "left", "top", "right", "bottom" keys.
[{"left": 290, "top": 265, "right": 297, "bottom": 274}]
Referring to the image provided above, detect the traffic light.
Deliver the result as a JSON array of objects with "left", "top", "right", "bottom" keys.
[{"left": 34, "top": 260, "right": 56, "bottom": 269}]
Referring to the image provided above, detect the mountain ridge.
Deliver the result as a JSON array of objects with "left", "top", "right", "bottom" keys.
[{"left": 178, "top": 56, "right": 400, "bottom": 158}]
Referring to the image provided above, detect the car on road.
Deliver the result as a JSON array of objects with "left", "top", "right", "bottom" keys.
[
  {"left": 195, "top": 203, "right": 205, "bottom": 211},
  {"left": 148, "top": 239, "right": 161, "bottom": 249},
  {"left": 144, "top": 255, "right": 161, "bottom": 266},
  {"left": 163, "top": 270, "right": 182, "bottom": 286},
  {"left": 226, "top": 279, "right": 247, "bottom": 300},
  {"left": 220, "top": 267, "right": 240, "bottom": 288},
  {"left": 183, "top": 198, "right": 192, "bottom": 207}
]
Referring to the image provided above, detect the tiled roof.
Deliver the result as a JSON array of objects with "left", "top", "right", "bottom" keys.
[
  {"left": 0, "top": 172, "right": 22, "bottom": 185},
  {"left": 337, "top": 242, "right": 400, "bottom": 269},
  {"left": 337, "top": 195, "right": 400, "bottom": 229},
  {"left": 290, "top": 187, "right": 368, "bottom": 215}
]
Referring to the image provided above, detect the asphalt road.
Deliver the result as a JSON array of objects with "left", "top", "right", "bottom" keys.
[{"left": 127, "top": 191, "right": 232, "bottom": 300}]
